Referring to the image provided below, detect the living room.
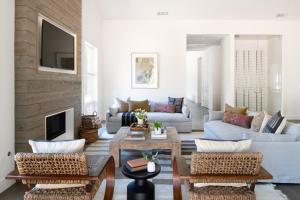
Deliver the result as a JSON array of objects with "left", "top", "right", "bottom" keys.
[{"left": 1, "top": 0, "right": 300, "bottom": 199}]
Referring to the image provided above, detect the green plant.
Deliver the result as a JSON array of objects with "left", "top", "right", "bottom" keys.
[
  {"left": 153, "top": 121, "right": 162, "bottom": 129},
  {"left": 134, "top": 108, "right": 147, "bottom": 120},
  {"left": 142, "top": 152, "right": 159, "bottom": 162}
]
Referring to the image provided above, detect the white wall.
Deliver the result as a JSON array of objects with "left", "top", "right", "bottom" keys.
[
  {"left": 82, "top": 0, "right": 104, "bottom": 118},
  {"left": 102, "top": 20, "right": 300, "bottom": 119},
  {"left": 185, "top": 51, "right": 204, "bottom": 103},
  {"left": 0, "top": 0, "right": 15, "bottom": 193}
]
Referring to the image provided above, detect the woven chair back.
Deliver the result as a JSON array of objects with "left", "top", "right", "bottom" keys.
[
  {"left": 15, "top": 153, "right": 89, "bottom": 185},
  {"left": 191, "top": 152, "right": 262, "bottom": 175}
]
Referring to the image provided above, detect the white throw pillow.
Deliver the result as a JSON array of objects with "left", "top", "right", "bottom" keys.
[
  {"left": 109, "top": 107, "right": 119, "bottom": 116},
  {"left": 259, "top": 112, "right": 272, "bottom": 133},
  {"left": 195, "top": 139, "right": 252, "bottom": 152},
  {"left": 275, "top": 118, "right": 287, "bottom": 134},
  {"left": 29, "top": 139, "right": 85, "bottom": 153}
]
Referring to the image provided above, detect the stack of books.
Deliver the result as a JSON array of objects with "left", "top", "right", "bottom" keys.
[
  {"left": 125, "top": 130, "right": 145, "bottom": 140},
  {"left": 151, "top": 130, "right": 167, "bottom": 140},
  {"left": 126, "top": 158, "right": 148, "bottom": 172}
]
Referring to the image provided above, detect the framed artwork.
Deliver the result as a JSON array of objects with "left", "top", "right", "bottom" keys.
[{"left": 131, "top": 53, "right": 158, "bottom": 89}]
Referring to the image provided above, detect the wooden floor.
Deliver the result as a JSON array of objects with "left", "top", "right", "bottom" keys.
[{"left": 1, "top": 182, "right": 300, "bottom": 200}]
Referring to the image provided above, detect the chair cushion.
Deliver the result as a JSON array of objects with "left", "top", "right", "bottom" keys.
[
  {"left": 195, "top": 139, "right": 252, "bottom": 152},
  {"left": 189, "top": 186, "right": 255, "bottom": 200},
  {"left": 29, "top": 139, "right": 85, "bottom": 153},
  {"left": 24, "top": 187, "right": 92, "bottom": 200}
]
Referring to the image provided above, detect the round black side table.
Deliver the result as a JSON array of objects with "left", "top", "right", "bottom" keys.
[{"left": 121, "top": 163, "right": 161, "bottom": 200}]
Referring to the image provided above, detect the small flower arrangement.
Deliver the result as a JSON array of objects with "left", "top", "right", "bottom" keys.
[
  {"left": 153, "top": 121, "right": 162, "bottom": 130},
  {"left": 134, "top": 108, "right": 147, "bottom": 125}
]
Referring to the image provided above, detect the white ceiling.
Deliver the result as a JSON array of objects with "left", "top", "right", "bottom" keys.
[
  {"left": 97, "top": 0, "right": 300, "bottom": 20},
  {"left": 187, "top": 34, "right": 225, "bottom": 51}
]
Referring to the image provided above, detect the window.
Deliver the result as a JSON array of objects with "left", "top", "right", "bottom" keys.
[{"left": 82, "top": 42, "right": 98, "bottom": 115}]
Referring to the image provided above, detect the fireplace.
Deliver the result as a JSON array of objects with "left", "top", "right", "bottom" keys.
[{"left": 45, "top": 108, "right": 74, "bottom": 141}]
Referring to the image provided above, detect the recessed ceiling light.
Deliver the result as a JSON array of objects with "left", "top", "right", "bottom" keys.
[
  {"left": 157, "top": 11, "right": 168, "bottom": 16},
  {"left": 276, "top": 13, "right": 288, "bottom": 18}
]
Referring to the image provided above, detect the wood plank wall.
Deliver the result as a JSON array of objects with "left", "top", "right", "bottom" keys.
[{"left": 15, "top": 0, "right": 82, "bottom": 152}]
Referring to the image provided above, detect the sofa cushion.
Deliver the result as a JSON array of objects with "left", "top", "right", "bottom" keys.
[
  {"left": 204, "top": 120, "right": 252, "bottom": 140},
  {"left": 225, "top": 104, "right": 247, "bottom": 115},
  {"left": 128, "top": 99, "right": 150, "bottom": 112},
  {"left": 283, "top": 122, "right": 300, "bottom": 140},
  {"left": 246, "top": 132, "right": 298, "bottom": 142},
  {"left": 154, "top": 103, "right": 176, "bottom": 113},
  {"left": 223, "top": 112, "right": 254, "bottom": 128},
  {"left": 250, "top": 111, "right": 265, "bottom": 132},
  {"left": 168, "top": 97, "right": 184, "bottom": 113},
  {"left": 262, "top": 111, "right": 285, "bottom": 134},
  {"left": 116, "top": 98, "right": 129, "bottom": 112}
]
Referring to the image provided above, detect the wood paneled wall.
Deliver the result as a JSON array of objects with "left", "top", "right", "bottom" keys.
[{"left": 15, "top": 0, "right": 82, "bottom": 152}]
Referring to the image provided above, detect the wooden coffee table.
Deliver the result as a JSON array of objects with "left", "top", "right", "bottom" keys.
[{"left": 109, "top": 127, "right": 181, "bottom": 167}]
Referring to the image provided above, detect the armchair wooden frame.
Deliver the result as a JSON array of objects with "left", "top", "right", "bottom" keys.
[
  {"left": 172, "top": 156, "right": 273, "bottom": 200},
  {"left": 6, "top": 154, "right": 115, "bottom": 200}
]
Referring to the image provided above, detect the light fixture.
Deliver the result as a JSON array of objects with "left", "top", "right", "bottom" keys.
[
  {"left": 276, "top": 13, "right": 288, "bottom": 18},
  {"left": 157, "top": 11, "right": 168, "bottom": 16}
]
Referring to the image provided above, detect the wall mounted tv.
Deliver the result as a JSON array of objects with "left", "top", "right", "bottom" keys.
[{"left": 38, "top": 14, "right": 77, "bottom": 74}]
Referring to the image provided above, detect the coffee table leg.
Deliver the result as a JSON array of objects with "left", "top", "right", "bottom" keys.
[
  {"left": 127, "top": 179, "right": 154, "bottom": 200},
  {"left": 172, "top": 143, "right": 181, "bottom": 160}
]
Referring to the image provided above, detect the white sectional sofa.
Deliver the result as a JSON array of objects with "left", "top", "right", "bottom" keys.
[
  {"left": 106, "top": 104, "right": 192, "bottom": 133},
  {"left": 203, "top": 112, "right": 300, "bottom": 183}
]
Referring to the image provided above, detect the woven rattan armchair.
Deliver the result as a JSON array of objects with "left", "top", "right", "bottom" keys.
[
  {"left": 6, "top": 153, "right": 115, "bottom": 200},
  {"left": 173, "top": 152, "right": 272, "bottom": 200}
]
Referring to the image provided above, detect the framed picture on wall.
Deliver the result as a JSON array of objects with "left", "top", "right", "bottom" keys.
[{"left": 131, "top": 53, "right": 158, "bottom": 89}]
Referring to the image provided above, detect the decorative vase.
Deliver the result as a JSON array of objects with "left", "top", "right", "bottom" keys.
[
  {"left": 154, "top": 128, "right": 161, "bottom": 135},
  {"left": 137, "top": 118, "right": 144, "bottom": 125},
  {"left": 147, "top": 161, "right": 155, "bottom": 173}
]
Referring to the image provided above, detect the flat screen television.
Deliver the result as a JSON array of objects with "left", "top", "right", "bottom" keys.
[{"left": 38, "top": 15, "right": 76, "bottom": 74}]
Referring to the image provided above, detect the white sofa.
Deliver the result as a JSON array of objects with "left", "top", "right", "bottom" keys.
[
  {"left": 106, "top": 104, "right": 192, "bottom": 133},
  {"left": 203, "top": 112, "right": 300, "bottom": 183}
]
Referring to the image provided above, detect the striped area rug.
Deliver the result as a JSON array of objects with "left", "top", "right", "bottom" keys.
[
  {"left": 85, "top": 136, "right": 197, "bottom": 182},
  {"left": 86, "top": 133, "right": 289, "bottom": 200}
]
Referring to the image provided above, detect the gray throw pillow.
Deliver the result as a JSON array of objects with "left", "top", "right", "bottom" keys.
[{"left": 262, "top": 111, "right": 284, "bottom": 134}]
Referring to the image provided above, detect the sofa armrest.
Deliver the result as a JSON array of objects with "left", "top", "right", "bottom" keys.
[
  {"left": 208, "top": 111, "right": 224, "bottom": 121},
  {"left": 106, "top": 110, "right": 112, "bottom": 121},
  {"left": 203, "top": 114, "right": 209, "bottom": 123}
]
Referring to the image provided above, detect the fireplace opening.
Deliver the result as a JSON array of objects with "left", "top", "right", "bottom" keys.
[{"left": 46, "top": 111, "right": 66, "bottom": 140}]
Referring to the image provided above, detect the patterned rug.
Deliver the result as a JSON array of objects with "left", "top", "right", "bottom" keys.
[{"left": 85, "top": 135, "right": 289, "bottom": 200}]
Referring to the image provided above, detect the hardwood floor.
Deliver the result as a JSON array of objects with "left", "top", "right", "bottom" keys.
[{"left": 1, "top": 182, "right": 300, "bottom": 200}]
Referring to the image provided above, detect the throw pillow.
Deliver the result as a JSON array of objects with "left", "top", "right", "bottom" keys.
[
  {"left": 195, "top": 139, "right": 252, "bottom": 152},
  {"left": 223, "top": 112, "right": 254, "bottom": 128},
  {"left": 109, "top": 107, "right": 119, "bottom": 116},
  {"left": 28, "top": 139, "right": 85, "bottom": 153},
  {"left": 225, "top": 103, "right": 247, "bottom": 115},
  {"left": 127, "top": 99, "right": 150, "bottom": 112},
  {"left": 154, "top": 103, "right": 176, "bottom": 113},
  {"left": 250, "top": 111, "right": 265, "bottom": 132},
  {"left": 262, "top": 111, "right": 286, "bottom": 134},
  {"left": 259, "top": 112, "right": 272, "bottom": 132},
  {"left": 168, "top": 97, "right": 184, "bottom": 113},
  {"left": 116, "top": 98, "right": 129, "bottom": 112},
  {"left": 182, "top": 105, "right": 191, "bottom": 118}
]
